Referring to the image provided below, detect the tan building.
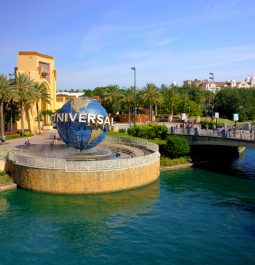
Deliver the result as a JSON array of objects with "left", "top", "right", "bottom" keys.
[
  {"left": 55, "top": 92, "right": 84, "bottom": 110},
  {"left": 16, "top": 51, "right": 56, "bottom": 132},
  {"left": 184, "top": 76, "right": 255, "bottom": 93}
]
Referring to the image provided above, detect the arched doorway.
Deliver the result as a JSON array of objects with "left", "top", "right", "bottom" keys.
[{"left": 40, "top": 81, "right": 51, "bottom": 126}]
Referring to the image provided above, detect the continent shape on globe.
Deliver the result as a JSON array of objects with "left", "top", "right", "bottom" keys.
[{"left": 57, "top": 97, "right": 109, "bottom": 150}]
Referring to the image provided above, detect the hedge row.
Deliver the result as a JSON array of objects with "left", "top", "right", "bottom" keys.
[
  {"left": 5, "top": 131, "right": 33, "bottom": 140},
  {"left": 6, "top": 134, "right": 20, "bottom": 140},
  {"left": 127, "top": 124, "right": 168, "bottom": 140}
]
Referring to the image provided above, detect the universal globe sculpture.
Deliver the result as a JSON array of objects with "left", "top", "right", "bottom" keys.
[
  {"left": 55, "top": 97, "right": 112, "bottom": 150},
  {"left": 8, "top": 96, "right": 160, "bottom": 194}
]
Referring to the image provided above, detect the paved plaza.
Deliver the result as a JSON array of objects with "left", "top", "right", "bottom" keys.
[{"left": 0, "top": 130, "right": 56, "bottom": 156}]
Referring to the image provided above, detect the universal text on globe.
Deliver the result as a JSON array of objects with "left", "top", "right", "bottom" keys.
[{"left": 51, "top": 112, "right": 114, "bottom": 127}]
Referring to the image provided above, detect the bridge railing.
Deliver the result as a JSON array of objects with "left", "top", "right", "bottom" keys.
[{"left": 168, "top": 127, "right": 255, "bottom": 142}]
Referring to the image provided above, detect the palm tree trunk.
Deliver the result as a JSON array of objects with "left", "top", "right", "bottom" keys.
[
  {"left": 20, "top": 102, "right": 24, "bottom": 136},
  {"left": 155, "top": 104, "right": 158, "bottom": 115},
  {"left": 149, "top": 102, "right": 152, "bottom": 121},
  {"left": 128, "top": 108, "right": 130, "bottom": 124},
  {"left": 25, "top": 105, "right": 31, "bottom": 133},
  {"left": 28, "top": 114, "right": 31, "bottom": 133},
  {"left": 36, "top": 101, "right": 41, "bottom": 134},
  {"left": 0, "top": 100, "right": 4, "bottom": 136}
]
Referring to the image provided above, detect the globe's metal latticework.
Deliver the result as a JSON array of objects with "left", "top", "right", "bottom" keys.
[{"left": 57, "top": 97, "right": 109, "bottom": 150}]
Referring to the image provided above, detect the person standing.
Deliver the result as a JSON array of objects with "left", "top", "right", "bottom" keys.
[{"left": 1, "top": 135, "right": 6, "bottom": 144}]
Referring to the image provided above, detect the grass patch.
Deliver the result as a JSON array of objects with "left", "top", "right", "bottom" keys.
[
  {"left": 160, "top": 156, "right": 191, "bottom": 166},
  {"left": 107, "top": 131, "right": 131, "bottom": 137},
  {"left": 0, "top": 171, "right": 13, "bottom": 184},
  {"left": 147, "top": 138, "right": 166, "bottom": 145}
]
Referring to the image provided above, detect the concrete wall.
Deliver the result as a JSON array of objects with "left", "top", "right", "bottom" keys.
[
  {"left": 8, "top": 159, "right": 160, "bottom": 194},
  {"left": 0, "top": 160, "right": 6, "bottom": 171}
]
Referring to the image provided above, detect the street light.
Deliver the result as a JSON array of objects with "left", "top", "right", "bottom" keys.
[
  {"left": 209, "top": 73, "right": 214, "bottom": 82},
  {"left": 131, "top": 67, "right": 136, "bottom": 126}
]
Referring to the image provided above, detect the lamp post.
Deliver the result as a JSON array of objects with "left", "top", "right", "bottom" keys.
[
  {"left": 209, "top": 72, "right": 214, "bottom": 82},
  {"left": 8, "top": 73, "right": 15, "bottom": 132},
  {"left": 131, "top": 67, "right": 136, "bottom": 126}
]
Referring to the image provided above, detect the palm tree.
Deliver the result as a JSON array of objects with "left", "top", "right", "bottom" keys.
[
  {"left": 121, "top": 87, "right": 134, "bottom": 124},
  {"left": 104, "top": 85, "right": 121, "bottom": 114},
  {"left": 40, "top": 109, "right": 54, "bottom": 126},
  {"left": 141, "top": 83, "right": 162, "bottom": 121},
  {"left": 161, "top": 85, "right": 179, "bottom": 116},
  {"left": 0, "top": 75, "right": 15, "bottom": 137},
  {"left": 14, "top": 73, "right": 35, "bottom": 136},
  {"left": 33, "top": 82, "right": 51, "bottom": 133}
]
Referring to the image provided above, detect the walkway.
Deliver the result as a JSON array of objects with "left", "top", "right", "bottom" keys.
[
  {"left": 169, "top": 127, "right": 255, "bottom": 147},
  {"left": 0, "top": 131, "right": 54, "bottom": 158}
]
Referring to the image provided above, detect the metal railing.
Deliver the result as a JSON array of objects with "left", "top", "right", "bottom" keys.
[
  {"left": 168, "top": 127, "right": 255, "bottom": 142},
  {"left": 102, "top": 136, "right": 159, "bottom": 152},
  {"left": 8, "top": 136, "right": 160, "bottom": 172}
]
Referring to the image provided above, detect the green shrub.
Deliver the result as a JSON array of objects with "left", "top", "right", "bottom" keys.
[
  {"left": 6, "top": 134, "right": 20, "bottom": 140},
  {"left": 143, "top": 125, "right": 157, "bottom": 139},
  {"left": 153, "top": 124, "right": 168, "bottom": 139},
  {"left": 127, "top": 126, "right": 137, "bottom": 137},
  {"left": 0, "top": 171, "right": 12, "bottom": 183},
  {"left": 200, "top": 120, "right": 216, "bottom": 129},
  {"left": 23, "top": 131, "right": 32, "bottom": 137},
  {"left": 127, "top": 124, "right": 168, "bottom": 139},
  {"left": 118, "top": 128, "right": 126, "bottom": 134},
  {"left": 164, "top": 135, "right": 190, "bottom": 158}
]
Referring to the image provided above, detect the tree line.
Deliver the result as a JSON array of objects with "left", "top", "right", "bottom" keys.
[
  {"left": 83, "top": 83, "right": 255, "bottom": 122},
  {"left": 0, "top": 73, "right": 51, "bottom": 136},
  {"left": 1, "top": 72, "right": 255, "bottom": 137}
]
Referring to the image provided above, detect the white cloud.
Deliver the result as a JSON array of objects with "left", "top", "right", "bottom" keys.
[{"left": 79, "top": 24, "right": 122, "bottom": 54}]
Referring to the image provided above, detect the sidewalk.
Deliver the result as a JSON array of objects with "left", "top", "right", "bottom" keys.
[{"left": 0, "top": 130, "right": 56, "bottom": 154}]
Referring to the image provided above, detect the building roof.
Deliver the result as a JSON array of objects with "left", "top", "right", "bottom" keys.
[
  {"left": 56, "top": 92, "right": 84, "bottom": 97},
  {"left": 19, "top": 51, "right": 54, "bottom": 60}
]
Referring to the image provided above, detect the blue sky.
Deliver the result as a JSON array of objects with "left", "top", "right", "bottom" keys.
[{"left": 1, "top": 0, "right": 255, "bottom": 90}]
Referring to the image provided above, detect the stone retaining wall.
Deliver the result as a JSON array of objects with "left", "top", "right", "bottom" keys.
[{"left": 8, "top": 159, "right": 160, "bottom": 194}]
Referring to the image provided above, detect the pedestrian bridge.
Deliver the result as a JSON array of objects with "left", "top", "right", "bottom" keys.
[{"left": 169, "top": 128, "right": 255, "bottom": 148}]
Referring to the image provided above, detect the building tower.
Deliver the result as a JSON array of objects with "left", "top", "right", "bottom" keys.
[{"left": 16, "top": 51, "right": 56, "bottom": 132}]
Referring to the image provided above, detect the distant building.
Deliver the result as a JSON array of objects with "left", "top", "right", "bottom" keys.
[
  {"left": 183, "top": 76, "right": 255, "bottom": 93},
  {"left": 56, "top": 92, "right": 84, "bottom": 110},
  {"left": 56, "top": 92, "right": 100, "bottom": 110}
]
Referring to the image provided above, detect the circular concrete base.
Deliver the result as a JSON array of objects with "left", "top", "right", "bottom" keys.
[{"left": 8, "top": 137, "right": 160, "bottom": 194}]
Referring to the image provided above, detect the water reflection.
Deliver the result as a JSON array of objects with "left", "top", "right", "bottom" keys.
[
  {"left": 0, "top": 197, "right": 8, "bottom": 214},
  {"left": 1, "top": 181, "right": 159, "bottom": 254},
  {"left": 194, "top": 147, "right": 255, "bottom": 179},
  {"left": 161, "top": 168, "right": 255, "bottom": 206}
]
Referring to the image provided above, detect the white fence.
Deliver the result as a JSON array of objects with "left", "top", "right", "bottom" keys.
[
  {"left": 169, "top": 127, "right": 255, "bottom": 142},
  {"left": 8, "top": 136, "right": 160, "bottom": 172}
]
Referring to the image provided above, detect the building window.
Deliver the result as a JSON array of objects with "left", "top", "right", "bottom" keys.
[{"left": 39, "top": 62, "right": 50, "bottom": 83}]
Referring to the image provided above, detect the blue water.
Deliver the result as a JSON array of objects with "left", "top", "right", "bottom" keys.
[{"left": 0, "top": 149, "right": 255, "bottom": 265}]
